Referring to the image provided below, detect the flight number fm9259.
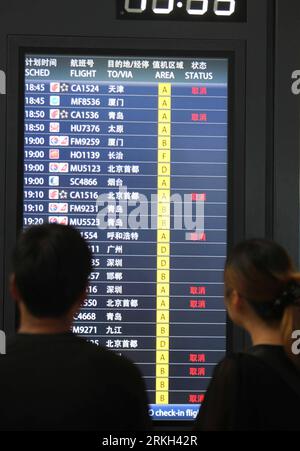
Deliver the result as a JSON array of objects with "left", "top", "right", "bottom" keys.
[{"left": 24, "top": 137, "right": 101, "bottom": 147}]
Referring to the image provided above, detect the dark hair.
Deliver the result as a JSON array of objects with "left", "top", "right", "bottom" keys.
[
  {"left": 225, "top": 239, "right": 300, "bottom": 370},
  {"left": 12, "top": 224, "right": 92, "bottom": 318}
]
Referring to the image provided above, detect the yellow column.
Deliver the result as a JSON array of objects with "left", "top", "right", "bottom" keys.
[{"left": 156, "top": 83, "right": 171, "bottom": 405}]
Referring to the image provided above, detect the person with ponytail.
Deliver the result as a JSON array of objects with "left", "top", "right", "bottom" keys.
[{"left": 194, "top": 239, "right": 300, "bottom": 431}]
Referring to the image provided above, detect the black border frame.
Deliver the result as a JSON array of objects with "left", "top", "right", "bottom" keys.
[{"left": 4, "top": 35, "right": 246, "bottom": 428}]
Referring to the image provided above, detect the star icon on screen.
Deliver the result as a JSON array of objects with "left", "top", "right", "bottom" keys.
[
  {"left": 60, "top": 110, "right": 69, "bottom": 119},
  {"left": 59, "top": 190, "right": 68, "bottom": 200},
  {"left": 60, "top": 83, "right": 69, "bottom": 93}
]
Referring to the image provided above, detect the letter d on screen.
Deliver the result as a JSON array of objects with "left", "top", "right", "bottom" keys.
[{"left": 0, "top": 330, "right": 6, "bottom": 355}]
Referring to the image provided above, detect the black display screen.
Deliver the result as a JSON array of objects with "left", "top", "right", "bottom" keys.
[
  {"left": 117, "top": 0, "right": 247, "bottom": 22},
  {"left": 23, "top": 53, "right": 229, "bottom": 421}
]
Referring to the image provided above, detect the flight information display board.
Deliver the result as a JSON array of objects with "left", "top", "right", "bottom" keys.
[{"left": 23, "top": 53, "right": 228, "bottom": 421}]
